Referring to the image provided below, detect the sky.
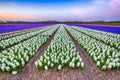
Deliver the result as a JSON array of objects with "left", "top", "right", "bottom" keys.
[{"left": 0, "top": 0, "right": 120, "bottom": 21}]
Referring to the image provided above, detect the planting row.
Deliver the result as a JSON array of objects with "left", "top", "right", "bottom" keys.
[
  {"left": 0, "top": 25, "right": 57, "bottom": 50},
  {"left": 0, "top": 27, "right": 44, "bottom": 40},
  {"left": 72, "top": 26, "right": 120, "bottom": 49},
  {"left": 0, "top": 26, "right": 58, "bottom": 74},
  {"left": 35, "top": 26, "right": 85, "bottom": 71},
  {"left": 66, "top": 26, "right": 120, "bottom": 70}
]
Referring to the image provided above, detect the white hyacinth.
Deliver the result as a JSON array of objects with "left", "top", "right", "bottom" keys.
[
  {"left": 50, "top": 63, "right": 54, "bottom": 68},
  {"left": 108, "top": 64, "right": 112, "bottom": 69},
  {"left": 38, "top": 61, "right": 42, "bottom": 67},
  {"left": 69, "top": 62, "right": 75, "bottom": 68},
  {"left": 58, "top": 65, "right": 62, "bottom": 70},
  {"left": 77, "top": 62, "right": 80, "bottom": 67},
  {"left": 12, "top": 71, "right": 18, "bottom": 74},
  {"left": 102, "top": 65, "right": 106, "bottom": 70},
  {"left": 81, "top": 62, "right": 84, "bottom": 68},
  {"left": 97, "top": 61, "right": 100, "bottom": 66},
  {"left": 45, "top": 65, "right": 48, "bottom": 70},
  {"left": 35, "top": 61, "right": 38, "bottom": 67},
  {"left": 6, "top": 66, "right": 10, "bottom": 71},
  {"left": 47, "top": 61, "right": 50, "bottom": 66}
]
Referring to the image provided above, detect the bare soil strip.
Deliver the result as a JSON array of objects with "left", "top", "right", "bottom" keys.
[{"left": 0, "top": 27, "right": 59, "bottom": 80}]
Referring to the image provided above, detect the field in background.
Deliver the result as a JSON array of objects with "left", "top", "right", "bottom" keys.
[
  {"left": 0, "top": 24, "right": 53, "bottom": 33},
  {"left": 68, "top": 24, "right": 120, "bottom": 34},
  {"left": 89, "top": 23, "right": 120, "bottom": 26}
]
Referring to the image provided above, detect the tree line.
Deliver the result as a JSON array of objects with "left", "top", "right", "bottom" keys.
[{"left": 0, "top": 20, "right": 120, "bottom": 24}]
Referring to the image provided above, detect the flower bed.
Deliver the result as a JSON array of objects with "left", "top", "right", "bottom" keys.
[
  {"left": 72, "top": 26, "right": 120, "bottom": 49},
  {"left": 35, "top": 26, "right": 85, "bottom": 71},
  {"left": 0, "top": 25, "right": 57, "bottom": 50},
  {"left": 0, "top": 26, "right": 58, "bottom": 74},
  {"left": 66, "top": 26, "right": 120, "bottom": 70}
]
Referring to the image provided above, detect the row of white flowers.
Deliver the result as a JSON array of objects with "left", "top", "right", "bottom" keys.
[
  {"left": 0, "top": 27, "right": 44, "bottom": 40},
  {"left": 72, "top": 26, "right": 120, "bottom": 49},
  {"left": 35, "top": 26, "right": 85, "bottom": 71},
  {"left": 66, "top": 26, "right": 120, "bottom": 71},
  {"left": 0, "top": 25, "right": 56, "bottom": 50},
  {"left": 0, "top": 26, "right": 58, "bottom": 74}
]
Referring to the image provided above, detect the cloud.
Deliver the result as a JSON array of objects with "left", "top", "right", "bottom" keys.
[
  {"left": 0, "top": 12, "right": 46, "bottom": 21},
  {"left": 109, "top": 0, "right": 120, "bottom": 8},
  {"left": 93, "top": 0, "right": 107, "bottom": 4}
]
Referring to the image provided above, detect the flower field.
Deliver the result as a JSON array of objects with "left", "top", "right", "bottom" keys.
[
  {"left": 65, "top": 25, "right": 120, "bottom": 70},
  {"left": 0, "top": 24, "right": 120, "bottom": 80},
  {"left": 68, "top": 24, "right": 120, "bottom": 34},
  {"left": 0, "top": 25, "right": 54, "bottom": 50},
  {"left": 35, "top": 26, "right": 85, "bottom": 71},
  {"left": 0, "top": 24, "right": 52, "bottom": 33}
]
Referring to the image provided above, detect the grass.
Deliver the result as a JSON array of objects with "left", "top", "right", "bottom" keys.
[
  {"left": 95, "top": 23, "right": 120, "bottom": 26},
  {"left": 108, "top": 23, "right": 120, "bottom": 26}
]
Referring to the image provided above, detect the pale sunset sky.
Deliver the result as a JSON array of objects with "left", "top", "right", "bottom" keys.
[{"left": 0, "top": 0, "right": 120, "bottom": 21}]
